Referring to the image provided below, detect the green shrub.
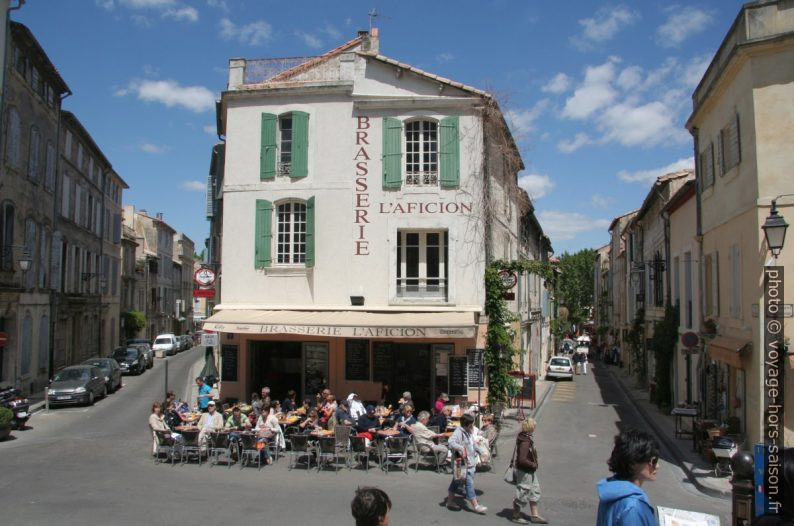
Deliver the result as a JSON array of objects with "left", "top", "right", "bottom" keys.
[{"left": 0, "top": 406, "right": 12, "bottom": 426}]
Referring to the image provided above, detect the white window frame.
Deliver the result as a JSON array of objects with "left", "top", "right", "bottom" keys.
[
  {"left": 395, "top": 229, "right": 447, "bottom": 300},
  {"left": 277, "top": 114, "right": 293, "bottom": 176},
  {"left": 275, "top": 200, "right": 306, "bottom": 265},
  {"left": 404, "top": 119, "right": 439, "bottom": 186}
]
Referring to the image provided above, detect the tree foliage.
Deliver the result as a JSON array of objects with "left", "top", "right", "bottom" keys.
[
  {"left": 556, "top": 249, "right": 597, "bottom": 331},
  {"left": 652, "top": 303, "right": 679, "bottom": 410},
  {"left": 122, "top": 310, "right": 146, "bottom": 339}
]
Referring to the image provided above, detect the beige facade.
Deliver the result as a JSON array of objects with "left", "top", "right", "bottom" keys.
[
  {"left": 686, "top": 0, "right": 794, "bottom": 445},
  {"left": 607, "top": 210, "right": 637, "bottom": 364}
]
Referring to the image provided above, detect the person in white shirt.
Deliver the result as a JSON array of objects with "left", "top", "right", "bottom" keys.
[{"left": 348, "top": 393, "right": 366, "bottom": 421}]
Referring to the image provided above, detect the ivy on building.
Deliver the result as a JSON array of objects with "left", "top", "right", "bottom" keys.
[
  {"left": 627, "top": 308, "right": 646, "bottom": 384},
  {"left": 122, "top": 310, "right": 146, "bottom": 339},
  {"left": 651, "top": 303, "right": 679, "bottom": 411}
]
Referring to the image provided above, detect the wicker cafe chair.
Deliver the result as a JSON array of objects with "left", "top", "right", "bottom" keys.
[
  {"left": 283, "top": 426, "right": 299, "bottom": 450},
  {"left": 348, "top": 435, "right": 372, "bottom": 472},
  {"left": 239, "top": 433, "right": 261, "bottom": 470},
  {"left": 333, "top": 425, "right": 352, "bottom": 460},
  {"left": 413, "top": 440, "right": 442, "bottom": 473},
  {"left": 288, "top": 434, "right": 314, "bottom": 471},
  {"left": 180, "top": 429, "right": 202, "bottom": 466},
  {"left": 208, "top": 431, "right": 234, "bottom": 468},
  {"left": 317, "top": 436, "right": 339, "bottom": 472},
  {"left": 381, "top": 436, "right": 410, "bottom": 473},
  {"left": 154, "top": 430, "right": 178, "bottom": 465}
]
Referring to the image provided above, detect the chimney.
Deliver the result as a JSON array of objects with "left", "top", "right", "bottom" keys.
[
  {"left": 359, "top": 28, "right": 379, "bottom": 55},
  {"left": 156, "top": 212, "right": 164, "bottom": 221}
]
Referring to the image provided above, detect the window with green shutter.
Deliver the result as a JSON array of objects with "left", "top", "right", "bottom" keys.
[
  {"left": 254, "top": 199, "right": 273, "bottom": 268},
  {"left": 439, "top": 116, "right": 460, "bottom": 187},
  {"left": 382, "top": 117, "right": 402, "bottom": 188},
  {"left": 305, "top": 196, "right": 315, "bottom": 267},
  {"left": 291, "top": 111, "right": 309, "bottom": 178},
  {"left": 260, "top": 114, "right": 277, "bottom": 180}
]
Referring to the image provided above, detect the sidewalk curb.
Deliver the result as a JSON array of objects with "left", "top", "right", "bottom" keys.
[{"left": 606, "top": 366, "right": 731, "bottom": 500}]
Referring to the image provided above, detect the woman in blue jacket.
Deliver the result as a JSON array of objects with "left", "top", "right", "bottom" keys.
[{"left": 596, "top": 428, "right": 660, "bottom": 526}]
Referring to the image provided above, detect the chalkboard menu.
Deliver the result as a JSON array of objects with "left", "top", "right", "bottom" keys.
[
  {"left": 304, "top": 343, "right": 328, "bottom": 398},
  {"left": 221, "top": 345, "right": 238, "bottom": 382},
  {"left": 345, "top": 339, "right": 370, "bottom": 381},
  {"left": 521, "top": 376, "right": 534, "bottom": 399},
  {"left": 467, "top": 348, "right": 484, "bottom": 388},
  {"left": 372, "top": 342, "right": 393, "bottom": 383},
  {"left": 449, "top": 356, "right": 468, "bottom": 396}
]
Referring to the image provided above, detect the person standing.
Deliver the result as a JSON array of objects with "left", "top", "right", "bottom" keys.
[
  {"left": 446, "top": 413, "right": 487, "bottom": 514},
  {"left": 196, "top": 377, "right": 213, "bottom": 412},
  {"left": 511, "top": 418, "right": 547, "bottom": 524},
  {"left": 596, "top": 429, "right": 660, "bottom": 526}
]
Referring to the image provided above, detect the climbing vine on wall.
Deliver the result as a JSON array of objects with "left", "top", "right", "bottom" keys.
[{"left": 651, "top": 303, "right": 679, "bottom": 411}]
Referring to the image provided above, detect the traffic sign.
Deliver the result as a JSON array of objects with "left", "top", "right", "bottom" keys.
[{"left": 680, "top": 331, "right": 699, "bottom": 348}]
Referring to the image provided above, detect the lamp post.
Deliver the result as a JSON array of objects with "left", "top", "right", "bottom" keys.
[{"left": 762, "top": 196, "right": 790, "bottom": 261}]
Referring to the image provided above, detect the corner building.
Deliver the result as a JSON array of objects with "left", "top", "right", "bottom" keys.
[{"left": 206, "top": 30, "right": 524, "bottom": 410}]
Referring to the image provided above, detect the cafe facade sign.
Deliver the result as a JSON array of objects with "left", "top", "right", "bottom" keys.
[{"left": 203, "top": 322, "right": 475, "bottom": 339}]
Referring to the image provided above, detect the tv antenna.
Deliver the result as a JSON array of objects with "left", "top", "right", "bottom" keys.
[{"left": 368, "top": 8, "right": 379, "bottom": 31}]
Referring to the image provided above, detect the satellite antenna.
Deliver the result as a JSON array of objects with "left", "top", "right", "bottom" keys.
[{"left": 368, "top": 8, "right": 379, "bottom": 31}]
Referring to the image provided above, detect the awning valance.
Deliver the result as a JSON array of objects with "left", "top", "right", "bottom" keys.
[
  {"left": 707, "top": 335, "right": 751, "bottom": 369},
  {"left": 202, "top": 309, "right": 476, "bottom": 339}
]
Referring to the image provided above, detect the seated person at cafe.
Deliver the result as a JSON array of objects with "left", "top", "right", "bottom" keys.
[
  {"left": 197, "top": 400, "right": 224, "bottom": 446},
  {"left": 405, "top": 410, "right": 449, "bottom": 469},
  {"left": 282, "top": 390, "right": 297, "bottom": 413},
  {"left": 299, "top": 409, "right": 322, "bottom": 434},
  {"left": 256, "top": 402, "right": 286, "bottom": 449},
  {"left": 316, "top": 388, "right": 331, "bottom": 411},
  {"left": 165, "top": 401, "right": 188, "bottom": 430},
  {"left": 348, "top": 393, "right": 367, "bottom": 421},
  {"left": 434, "top": 392, "right": 450, "bottom": 414},
  {"left": 320, "top": 394, "right": 338, "bottom": 427},
  {"left": 397, "top": 391, "right": 412, "bottom": 413},
  {"left": 296, "top": 398, "right": 312, "bottom": 416},
  {"left": 431, "top": 406, "right": 452, "bottom": 431},
  {"left": 334, "top": 399, "right": 355, "bottom": 426},
  {"left": 149, "top": 401, "right": 183, "bottom": 454},
  {"left": 354, "top": 405, "right": 381, "bottom": 442},
  {"left": 393, "top": 404, "right": 416, "bottom": 437},
  {"left": 225, "top": 406, "right": 252, "bottom": 431},
  {"left": 271, "top": 400, "right": 283, "bottom": 418}
]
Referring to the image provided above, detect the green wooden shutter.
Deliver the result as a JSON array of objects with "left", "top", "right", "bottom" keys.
[
  {"left": 260, "top": 113, "right": 277, "bottom": 180},
  {"left": 291, "top": 111, "right": 309, "bottom": 178},
  {"left": 382, "top": 117, "right": 402, "bottom": 188},
  {"left": 254, "top": 199, "right": 273, "bottom": 268},
  {"left": 440, "top": 116, "right": 460, "bottom": 187},
  {"left": 305, "top": 196, "right": 315, "bottom": 267}
]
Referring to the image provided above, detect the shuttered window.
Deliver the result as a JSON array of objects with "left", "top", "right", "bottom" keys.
[
  {"left": 439, "top": 116, "right": 460, "bottom": 187},
  {"left": 6, "top": 107, "right": 21, "bottom": 168},
  {"left": 254, "top": 199, "right": 273, "bottom": 268},
  {"left": 305, "top": 196, "right": 315, "bottom": 267},
  {"left": 28, "top": 126, "right": 41, "bottom": 182},
  {"left": 277, "top": 201, "right": 306, "bottom": 264},
  {"left": 382, "top": 117, "right": 402, "bottom": 188},
  {"left": 720, "top": 114, "right": 741, "bottom": 173},
  {"left": 699, "top": 142, "right": 714, "bottom": 189},
  {"left": 405, "top": 120, "right": 438, "bottom": 185},
  {"left": 290, "top": 111, "right": 309, "bottom": 178},
  {"left": 260, "top": 113, "right": 277, "bottom": 180},
  {"left": 729, "top": 244, "right": 741, "bottom": 319}
]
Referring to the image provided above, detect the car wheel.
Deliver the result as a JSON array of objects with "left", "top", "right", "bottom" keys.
[
  {"left": 107, "top": 382, "right": 115, "bottom": 394},
  {"left": 88, "top": 391, "right": 95, "bottom": 406}
]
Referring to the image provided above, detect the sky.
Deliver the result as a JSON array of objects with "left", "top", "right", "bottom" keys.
[{"left": 14, "top": 0, "right": 746, "bottom": 255}]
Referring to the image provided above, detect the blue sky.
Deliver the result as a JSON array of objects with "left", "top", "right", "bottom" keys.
[{"left": 15, "top": 0, "right": 744, "bottom": 255}]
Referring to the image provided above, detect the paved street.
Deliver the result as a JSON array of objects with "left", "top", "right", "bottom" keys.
[{"left": 0, "top": 357, "right": 731, "bottom": 526}]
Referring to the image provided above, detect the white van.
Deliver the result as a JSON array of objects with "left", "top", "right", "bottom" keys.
[{"left": 152, "top": 334, "right": 178, "bottom": 357}]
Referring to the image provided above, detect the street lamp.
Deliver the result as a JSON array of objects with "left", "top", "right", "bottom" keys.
[
  {"left": 17, "top": 249, "right": 31, "bottom": 272},
  {"left": 762, "top": 196, "right": 790, "bottom": 259}
]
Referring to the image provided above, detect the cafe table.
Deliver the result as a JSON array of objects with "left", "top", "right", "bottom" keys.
[
  {"left": 278, "top": 415, "right": 301, "bottom": 426},
  {"left": 309, "top": 429, "right": 334, "bottom": 438}
]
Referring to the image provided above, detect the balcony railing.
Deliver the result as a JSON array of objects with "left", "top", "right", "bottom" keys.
[
  {"left": 396, "top": 277, "right": 447, "bottom": 300},
  {"left": 405, "top": 171, "right": 438, "bottom": 187},
  {"left": 278, "top": 162, "right": 292, "bottom": 176}
]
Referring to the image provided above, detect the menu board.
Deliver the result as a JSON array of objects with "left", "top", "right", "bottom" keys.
[
  {"left": 372, "top": 342, "right": 393, "bottom": 383},
  {"left": 345, "top": 339, "right": 370, "bottom": 381},
  {"left": 449, "top": 356, "right": 468, "bottom": 396},
  {"left": 221, "top": 345, "right": 238, "bottom": 382},
  {"left": 521, "top": 376, "right": 534, "bottom": 399},
  {"left": 467, "top": 348, "right": 484, "bottom": 388},
  {"left": 303, "top": 343, "right": 328, "bottom": 398}
]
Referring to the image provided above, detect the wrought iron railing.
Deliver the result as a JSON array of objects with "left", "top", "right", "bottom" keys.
[
  {"left": 396, "top": 277, "right": 447, "bottom": 300},
  {"left": 405, "top": 171, "right": 438, "bottom": 186},
  {"left": 278, "top": 162, "right": 292, "bottom": 176}
]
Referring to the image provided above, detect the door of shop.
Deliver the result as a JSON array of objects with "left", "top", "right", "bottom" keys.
[
  {"left": 387, "top": 343, "right": 432, "bottom": 411},
  {"left": 249, "top": 341, "right": 302, "bottom": 402}
]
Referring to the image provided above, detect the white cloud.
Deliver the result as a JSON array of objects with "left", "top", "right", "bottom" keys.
[
  {"left": 219, "top": 18, "right": 272, "bottom": 46},
  {"left": 163, "top": 6, "right": 198, "bottom": 22},
  {"left": 96, "top": 0, "right": 115, "bottom": 10},
  {"left": 557, "top": 133, "right": 592, "bottom": 153},
  {"left": 180, "top": 180, "right": 206, "bottom": 192},
  {"left": 562, "top": 59, "right": 618, "bottom": 120},
  {"left": 591, "top": 194, "right": 614, "bottom": 208},
  {"left": 681, "top": 54, "right": 711, "bottom": 90},
  {"left": 596, "top": 100, "right": 685, "bottom": 147},
  {"left": 574, "top": 6, "right": 639, "bottom": 48},
  {"left": 657, "top": 6, "right": 712, "bottom": 47},
  {"left": 538, "top": 210, "right": 611, "bottom": 241},
  {"left": 205, "top": 0, "right": 228, "bottom": 11},
  {"left": 542, "top": 73, "right": 570, "bottom": 94},
  {"left": 323, "top": 23, "right": 342, "bottom": 40},
  {"left": 616, "top": 65, "right": 643, "bottom": 90},
  {"left": 506, "top": 99, "right": 549, "bottom": 138},
  {"left": 295, "top": 30, "right": 323, "bottom": 49},
  {"left": 203, "top": 125, "right": 217, "bottom": 136},
  {"left": 140, "top": 143, "right": 169, "bottom": 154},
  {"left": 116, "top": 79, "right": 216, "bottom": 113},
  {"left": 617, "top": 157, "right": 694, "bottom": 183},
  {"left": 121, "top": 0, "right": 176, "bottom": 7},
  {"left": 436, "top": 53, "right": 454, "bottom": 64},
  {"left": 518, "top": 174, "right": 555, "bottom": 199}
]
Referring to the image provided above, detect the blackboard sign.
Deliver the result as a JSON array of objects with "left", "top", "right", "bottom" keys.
[
  {"left": 345, "top": 339, "right": 370, "bottom": 381},
  {"left": 521, "top": 376, "right": 534, "bottom": 399},
  {"left": 467, "top": 348, "right": 484, "bottom": 388},
  {"left": 304, "top": 343, "right": 328, "bottom": 398},
  {"left": 449, "top": 356, "right": 468, "bottom": 396},
  {"left": 221, "top": 345, "right": 238, "bottom": 382},
  {"left": 372, "top": 342, "right": 393, "bottom": 383}
]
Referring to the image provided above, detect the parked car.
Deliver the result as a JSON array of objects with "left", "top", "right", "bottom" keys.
[
  {"left": 180, "top": 335, "right": 192, "bottom": 351},
  {"left": 129, "top": 343, "right": 154, "bottom": 368},
  {"left": 48, "top": 365, "right": 108, "bottom": 406},
  {"left": 112, "top": 347, "right": 146, "bottom": 375},
  {"left": 152, "top": 334, "right": 178, "bottom": 356},
  {"left": 546, "top": 356, "right": 574, "bottom": 381},
  {"left": 81, "top": 358, "right": 122, "bottom": 393}
]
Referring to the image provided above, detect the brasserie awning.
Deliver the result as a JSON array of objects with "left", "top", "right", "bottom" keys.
[
  {"left": 707, "top": 335, "right": 750, "bottom": 369},
  {"left": 202, "top": 309, "right": 476, "bottom": 339}
]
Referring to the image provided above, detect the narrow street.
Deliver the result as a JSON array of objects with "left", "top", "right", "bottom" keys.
[{"left": 0, "top": 355, "right": 731, "bottom": 526}]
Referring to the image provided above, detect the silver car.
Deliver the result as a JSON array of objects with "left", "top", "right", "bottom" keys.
[
  {"left": 545, "top": 356, "right": 574, "bottom": 381},
  {"left": 48, "top": 365, "right": 108, "bottom": 406}
]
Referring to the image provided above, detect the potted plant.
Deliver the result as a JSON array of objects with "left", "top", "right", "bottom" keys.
[{"left": 0, "top": 406, "right": 13, "bottom": 441}]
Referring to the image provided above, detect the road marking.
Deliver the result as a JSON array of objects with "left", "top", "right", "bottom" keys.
[
  {"left": 588, "top": 434, "right": 598, "bottom": 438},
  {"left": 552, "top": 382, "right": 576, "bottom": 401}
]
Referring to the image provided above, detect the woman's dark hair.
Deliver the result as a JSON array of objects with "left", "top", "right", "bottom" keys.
[
  {"left": 460, "top": 413, "right": 475, "bottom": 428},
  {"left": 287, "top": 389, "right": 296, "bottom": 399},
  {"left": 351, "top": 486, "right": 391, "bottom": 526},
  {"left": 607, "top": 428, "right": 660, "bottom": 480}
]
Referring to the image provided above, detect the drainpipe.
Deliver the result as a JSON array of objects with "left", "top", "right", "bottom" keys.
[{"left": 49, "top": 89, "right": 72, "bottom": 381}]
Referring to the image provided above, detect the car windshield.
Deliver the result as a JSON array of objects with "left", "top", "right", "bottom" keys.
[
  {"left": 85, "top": 360, "right": 107, "bottom": 370},
  {"left": 113, "top": 349, "right": 138, "bottom": 360},
  {"left": 55, "top": 369, "right": 89, "bottom": 382},
  {"left": 550, "top": 358, "right": 570, "bottom": 366},
  {"left": 154, "top": 337, "right": 171, "bottom": 345}
]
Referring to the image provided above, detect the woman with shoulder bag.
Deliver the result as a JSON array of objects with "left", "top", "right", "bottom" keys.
[
  {"left": 512, "top": 418, "right": 547, "bottom": 524},
  {"left": 446, "top": 413, "right": 487, "bottom": 514}
]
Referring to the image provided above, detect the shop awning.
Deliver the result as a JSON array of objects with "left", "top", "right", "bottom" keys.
[
  {"left": 202, "top": 309, "right": 476, "bottom": 339},
  {"left": 707, "top": 335, "right": 750, "bottom": 369}
]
